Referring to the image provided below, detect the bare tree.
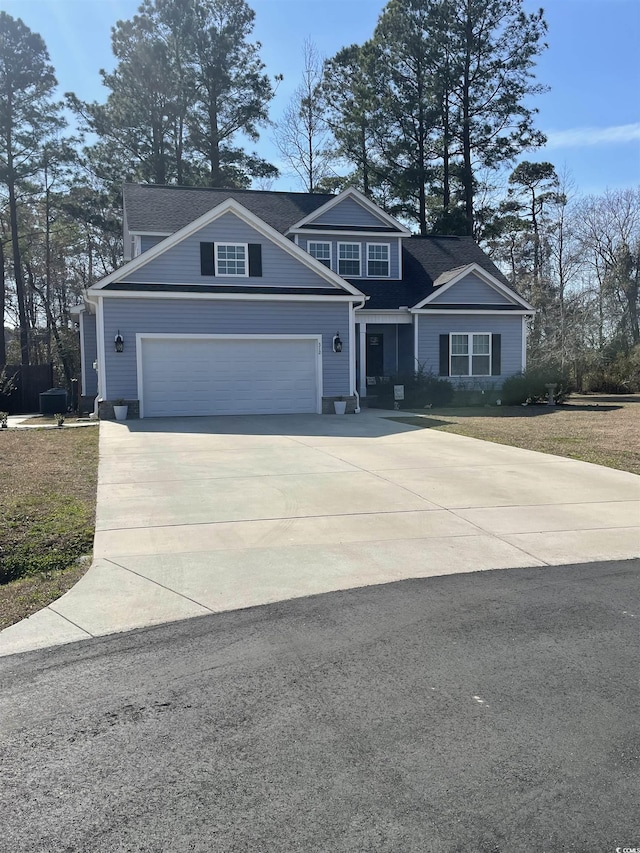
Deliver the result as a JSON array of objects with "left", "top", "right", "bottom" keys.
[
  {"left": 274, "top": 40, "right": 333, "bottom": 192},
  {"left": 577, "top": 188, "right": 640, "bottom": 347}
]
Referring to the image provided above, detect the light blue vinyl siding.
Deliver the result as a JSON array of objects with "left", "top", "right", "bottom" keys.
[
  {"left": 102, "top": 298, "right": 351, "bottom": 399},
  {"left": 124, "top": 212, "right": 339, "bottom": 289},
  {"left": 81, "top": 312, "right": 98, "bottom": 396},
  {"left": 430, "top": 272, "right": 516, "bottom": 305},
  {"left": 417, "top": 314, "right": 524, "bottom": 385},
  {"left": 140, "top": 235, "right": 166, "bottom": 254},
  {"left": 308, "top": 196, "right": 394, "bottom": 229},
  {"left": 298, "top": 237, "right": 400, "bottom": 279}
]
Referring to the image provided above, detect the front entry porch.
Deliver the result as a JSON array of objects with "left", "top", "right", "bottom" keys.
[{"left": 355, "top": 313, "right": 414, "bottom": 398}]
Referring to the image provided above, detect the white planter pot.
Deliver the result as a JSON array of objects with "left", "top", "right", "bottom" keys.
[
  {"left": 334, "top": 400, "right": 347, "bottom": 415},
  {"left": 113, "top": 405, "right": 128, "bottom": 421}
]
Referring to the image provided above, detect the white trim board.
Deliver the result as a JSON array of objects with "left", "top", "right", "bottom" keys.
[
  {"left": 411, "top": 309, "right": 534, "bottom": 316},
  {"left": 356, "top": 311, "right": 412, "bottom": 324},
  {"left": 96, "top": 296, "right": 107, "bottom": 401},
  {"left": 87, "top": 290, "right": 362, "bottom": 303}
]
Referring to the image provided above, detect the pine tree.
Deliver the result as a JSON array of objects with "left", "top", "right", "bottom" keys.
[{"left": 0, "top": 12, "right": 64, "bottom": 365}]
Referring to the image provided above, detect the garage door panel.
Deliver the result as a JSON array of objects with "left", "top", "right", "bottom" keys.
[{"left": 141, "top": 337, "right": 319, "bottom": 417}]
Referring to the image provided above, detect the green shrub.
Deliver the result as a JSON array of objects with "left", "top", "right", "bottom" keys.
[
  {"left": 581, "top": 345, "right": 640, "bottom": 393},
  {"left": 502, "top": 366, "right": 573, "bottom": 405},
  {"left": 448, "top": 378, "right": 501, "bottom": 407},
  {"left": 370, "top": 368, "right": 453, "bottom": 409}
]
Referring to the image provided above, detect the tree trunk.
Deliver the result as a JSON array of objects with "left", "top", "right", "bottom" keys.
[
  {"left": 416, "top": 66, "right": 427, "bottom": 236},
  {"left": 0, "top": 239, "right": 6, "bottom": 364},
  {"left": 26, "top": 262, "right": 73, "bottom": 386},
  {"left": 442, "top": 88, "right": 450, "bottom": 215},
  {"left": 208, "top": 89, "right": 221, "bottom": 186},
  {"left": 7, "top": 178, "right": 29, "bottom": 366},
  {"left": 461, "top": 10, "right": 474, "bottom": 237},
  {"left": 360, "top": 119, "right": 369, "bottom": 197},
  {"left": 627, "top": 249, "right": 640, "bottom": 344},
  {"left": 44, "top": 159, "right": 52, "bottom": 363}
]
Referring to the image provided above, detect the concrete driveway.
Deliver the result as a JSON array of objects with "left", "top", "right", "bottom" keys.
[{"left": 2, "top": 410, "right": 639, "bottom": 655}]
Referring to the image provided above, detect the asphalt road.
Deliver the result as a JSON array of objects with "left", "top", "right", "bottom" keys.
[{"left": 2, "top": 559, "right": 639, "bottom": 853}]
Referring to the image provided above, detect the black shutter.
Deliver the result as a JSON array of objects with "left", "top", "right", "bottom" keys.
[
  {"left": 439, "top": 334, "right": 450, "bottom": 376},
  {"left": 200, "top": 242, "right": 215, "bottom": 276},
  {"left": 248, "top": 244, "right": 262, "bottom": 277},
  {"left": 491, "top": 334, "right": 501, "bottom": 375}
]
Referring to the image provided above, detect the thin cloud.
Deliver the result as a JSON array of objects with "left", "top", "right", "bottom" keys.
[{"left": 545, "top": 123, "right": 640, "bottom": 149}]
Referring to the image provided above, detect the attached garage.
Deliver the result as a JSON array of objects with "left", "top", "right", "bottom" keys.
[{"left": 138, "top": 335, "right": 322, "bottom": 418}]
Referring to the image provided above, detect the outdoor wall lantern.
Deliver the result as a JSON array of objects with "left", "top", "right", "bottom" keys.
[
  {"left": 114, "top": 330, "right": 124, "bottom": 353},
  {"left": 332, "top": 332, "right": 343, "bottom": 353}
]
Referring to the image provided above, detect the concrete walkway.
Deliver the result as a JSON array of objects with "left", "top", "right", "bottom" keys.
[{"left": 1, "top": 410, "right": 639, "bottom": 656}]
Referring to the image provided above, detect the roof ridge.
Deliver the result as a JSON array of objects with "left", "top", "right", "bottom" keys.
[
  {"left": 125, "top": 182, "right": 335, "bottom": 200},
  {"left": 407, "top": 234, "right": 471, "bottom": 241}
]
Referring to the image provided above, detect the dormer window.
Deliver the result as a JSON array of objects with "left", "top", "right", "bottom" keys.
[
  {"left": 215, "top": 243, "right": 247, "bottom": 276},
  {"left": 338, "top": 243, "right": 361, "bottom": 277},
  {"left": 367, "top": 243, "right": 390, "bottom": 277},
  {"left": 308, "top": 241, "right": 331, "bottom": 268}
]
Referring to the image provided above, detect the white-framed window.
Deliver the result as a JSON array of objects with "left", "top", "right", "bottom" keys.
[
  {"left": 367, "top": 243, "right": 390, "bottom": 277},
  {"left": 338, "top": 242, "right": 361, "bottom": 276},
  {"left": 215, "top": 243, "right": 247, "bottom": 276},
  {"left": 308, "top": 241, "right": 331, "bottom": 268},
  {"left": 450, "top": 333, "right": 491, "bottom": 376}
]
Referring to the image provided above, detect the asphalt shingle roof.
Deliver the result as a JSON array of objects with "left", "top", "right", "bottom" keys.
[
  {"left": 354, "top": 236, "right": 515, "bottom": 310},
  {"left": 123, "top": 184, "right": 522, "bottom": 310},
  {"left": 124, "top": 183, "right": 334, "bottom": 235}
]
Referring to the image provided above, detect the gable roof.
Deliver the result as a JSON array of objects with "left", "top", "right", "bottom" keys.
[
  {"left": 414, "top": 262, "right": 532, "bottom": 310},
  {"left": 121, "top": 184, "right": 528, "bottom": 312},
  {"left": 351, "top": 236, "right": 530, "bottom": 311},
  {"left": 124, "top": 183, "right": 334, "bottom": 236},
  {"left": 287, "top": 187, "right": 411, "bottom": 235},
  {"left": 91, "top": 197, "right": 365, "bottom": 297}
]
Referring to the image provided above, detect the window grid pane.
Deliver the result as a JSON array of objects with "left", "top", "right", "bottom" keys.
[
  {"left": 217, "top": 244, "right": 246, "bottom": 276},
  {"left": 339, "top": 244, "right": 360, "bottom": 260},
  {"left": 368, "top": 244, "right": 388, "bottom": 260},
  {"left": 309, "top": 242, "right": 331, "bottom": 268},
  {"left": 368, "top": 260, "right": 389, "bottom": 276},
  {"left": 451, "top": 355, "right": 469, "bottom": 375},
  {"left": 338, "top": 243, "right": 360, "bottom": 276},
  {"left": 367, "top": 244, "right": 389, "bottom": 276},
  {"left": 451, "top": 335, "right": 468, "bottom": 355},
  {"left": 472, "top": 355, "right": 490, "bottom": 375},
  {"left": 473, "top": 334, "right": 490, "bottom": 355}
]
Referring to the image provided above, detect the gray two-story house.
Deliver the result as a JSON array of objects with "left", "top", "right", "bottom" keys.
[{"left": 77, "top": 184, "right": 533, "bottom": 418}]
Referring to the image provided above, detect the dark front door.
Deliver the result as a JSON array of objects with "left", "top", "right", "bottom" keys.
[{"left": 366, "top": 333, "right": 384, "bottom": 376}]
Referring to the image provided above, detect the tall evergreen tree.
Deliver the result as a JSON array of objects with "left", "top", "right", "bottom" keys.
[
  {"left": 322, "top": 42, "right": 387, "bottom": 200},
  {"left": 322, "top": 0, "right": 548, "bottom": 235},
  {"left": 0, "top": 12, "right": 64, "bottom": 366},
  {"left": 70, "top": 0, "right": 278, "bottom": 190},
  {"left": 450, "top": 0, "right": 548, "bottom": 235},
  {"left": 187, "top": 0, "right": 277, "bottom": 187}
]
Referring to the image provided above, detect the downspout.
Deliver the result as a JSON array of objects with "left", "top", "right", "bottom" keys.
[
  {"left": 352, "top": 296, "right": 368, "bottom": 413},
  {"left": 83, "top": 289, "right": 102, "bottom": 418}
]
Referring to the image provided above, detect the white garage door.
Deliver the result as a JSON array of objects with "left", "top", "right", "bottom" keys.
[{"left": 140, "top": 336, "right": 320, "bottom": 417}]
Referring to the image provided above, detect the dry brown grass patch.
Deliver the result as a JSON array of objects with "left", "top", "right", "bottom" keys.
[{"left": 395, "top": 394, "right": 640, "bottom": 475}]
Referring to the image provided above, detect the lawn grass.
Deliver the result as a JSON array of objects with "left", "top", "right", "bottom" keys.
[
  {"left": 0, "top": 427, "right": 98, "bottom": 630},
  {"left": 392, "top": 394, "right": 640, "bottom": 475}
]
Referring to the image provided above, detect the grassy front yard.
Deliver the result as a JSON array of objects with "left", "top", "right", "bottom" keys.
[
  {"left": 394, "top": 394, "right": 640, "bottom": 475},
  {"left": 0, "top": 427, "right": 99, "bottom": 630}
]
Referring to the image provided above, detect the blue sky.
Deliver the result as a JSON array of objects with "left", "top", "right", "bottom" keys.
[{"left": 3, "top": 0, "right": 639, "bottom": 196}]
